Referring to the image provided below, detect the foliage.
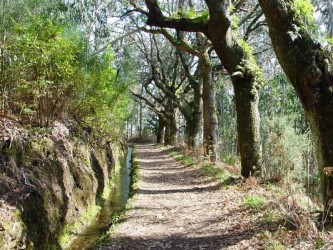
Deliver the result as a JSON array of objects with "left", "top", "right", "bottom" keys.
[
  {"left": 259, "top": 74, "right": 307, "bottom": 132},
  {"left": 0, "top": 4, "right": 132, "bottom": 139},
  {"left": 215, "top": 77, "right": 238, "bottom": 161},
  {"left": 261, "top": 116, "right": 309, "bottom": 184},
  {"left": 287, "top": 24, "right": 303, "bottom": 41},
  {"left": 3, "top": 15, "right": 79, "bottom": 126},
  {"left": 291, "top": 0, "right": 317, "bottom": 35},
  {"left": 72, "top": 46, "right": 132, "bottom": 139},
  {"left": 292, "top": 0, "right": 315, "bottom": 24}
]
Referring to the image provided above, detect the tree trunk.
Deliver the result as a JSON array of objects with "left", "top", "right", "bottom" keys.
[
  {"left": 258, "top": 0, "right": 333, "bottom": 212},
  {"left": 178, "top": 50, "right": 202, "bottom": 149},
  {"left": 164, "top": 118, "right": 177, "bottom": 146},
  {"left": 205, "top": 0, "right": 262, "bottom": 177},
  {"left": 185, "top": 113, "right": 200, "bottom": 149},
  {"left": 156, "top": 115, "right": 166, "bottom": 144},
  {"left": 200, "top": 54, "right": 217, "bottom": 161},
  {"left": 164, "top": 100, "right": 177, "bottom": 146},
  {"left": 233, "top": 77, "right": 261, "bottom": 177}
]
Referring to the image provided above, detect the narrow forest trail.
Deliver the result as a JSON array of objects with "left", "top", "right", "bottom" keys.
[{"left": 98, "top": 144, "right": 264, "bottom": 250}]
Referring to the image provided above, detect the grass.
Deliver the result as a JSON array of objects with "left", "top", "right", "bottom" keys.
[
  {"left": 169, "top": 151, "right": 195, "bottom": 166},
  {"left": 243, "top": 195, "right": 267, "bottom": 211},
  {"left": 259, "top": 229, "right": 286, "bottom": 250},
  {"left": 161, "top": 146, "right": 239, "bottom": 185},
  {"left": 262, "top": 209, "right": 279, "bottom": 225}
]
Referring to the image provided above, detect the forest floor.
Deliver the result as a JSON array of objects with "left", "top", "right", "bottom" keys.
[{"left": 98, "top": 143, "right": 332, "bottom": 250}]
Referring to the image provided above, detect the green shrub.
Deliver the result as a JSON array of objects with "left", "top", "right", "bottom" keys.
[{"left": 261, "top": 116, "right": 309, "bottom": 184}]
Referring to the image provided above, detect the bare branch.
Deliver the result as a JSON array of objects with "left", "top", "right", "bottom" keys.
[{"left": 140, "top": 27, "right": 203, "bottom": 58}]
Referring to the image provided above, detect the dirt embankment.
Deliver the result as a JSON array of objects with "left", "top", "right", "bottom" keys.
[{"left": 0, "top": 118, "right": 125, "bottom": 249}]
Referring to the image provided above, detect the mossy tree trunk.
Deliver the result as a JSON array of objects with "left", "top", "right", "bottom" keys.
[
  {"left": 258, "top": 0, "right": 333, "bottom": 212},
  {"left": 200, "top": 53, "right": 217, "bottom": 161},
  {"left": 182, "top": 75, "right": 201, "bottom": 149},
  {"left": 204, "top": 0, "right": 262, "bottom": 176},
  {"left": 164, "top": 99, "right": 177, "bottom": 146},
  {"left": 184, "top": 112, "right": 200, "bottom": 149},
  {"left": 164, "top": 116, "right": 177, "bottom": 146},
  {"left": 156, "top": 115, "right": 166, "bottom": 144},
  {"left": 233, "top": 75, "right": 261, "bottom": 177}
]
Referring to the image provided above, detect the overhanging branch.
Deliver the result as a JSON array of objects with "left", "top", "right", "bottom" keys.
[{"left": 144, "top": 0, "right": 209, "bottom": 33}]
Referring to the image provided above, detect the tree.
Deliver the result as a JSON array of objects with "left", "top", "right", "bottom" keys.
[
  {"left": 132, "top": 83, "right": 178, "bottom": 145},
  {"left": 144, "top": 28, "right": 217, "bottom": 159},
  {"left": 258, "top": 0, "right": 333, "bottom": 214},
  {"left": 130, "top": 0, "right": 263, "bottom": 176},
  {"left": 132, "top": 31, "right": 204, "bottom": 147}
]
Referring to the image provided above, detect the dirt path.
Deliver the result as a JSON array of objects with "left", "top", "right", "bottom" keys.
[{"left": 98, "top": 144, "right": 263, "bottom": 250}]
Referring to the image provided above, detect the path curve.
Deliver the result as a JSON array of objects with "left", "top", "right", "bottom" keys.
[{"left": 98, "top": 144, "right": 261, "bottom": 250}]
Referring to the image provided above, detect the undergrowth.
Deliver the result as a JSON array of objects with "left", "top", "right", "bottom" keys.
[
  {"left": 159, "top": 144, "right": 333, "bottom": 249},
  {"left": 160, "top": 145, "right": 239, "bottom": 186}
]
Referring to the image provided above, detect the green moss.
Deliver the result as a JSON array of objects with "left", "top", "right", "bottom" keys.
[
  {"left": 239, "top": 39, "right": 253, "bottom": 55},
  {"left": 58, "top": 143, "right": 124, "bottom": 248},
  {"left": 231, "top": 14, "right": 239, "bottom": 29},
  {"left": 171, "top": 8, "right": 209, "bottom": 25},
  {"left": 192, "top": 10, "right": 209, "bottom": 24},
  {"left": 58, "top": 203, "right": 102, "bottom": 248},
  {"left": 129, "top": 150, "right": 139, "bottom": 198},
  {"left": 237, "top": 39, "right": 265, "bottom": 87},
  {"left": 30, "top": 137, "right": 54, "bottom": 156}
]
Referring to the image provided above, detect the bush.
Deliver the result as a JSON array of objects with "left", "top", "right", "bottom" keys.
[
  {"left": 0, "top": 12, "right": 132, "bottom": 140},
  {"left": 261, "top": 116, "right": 309, "bottom": 185}
]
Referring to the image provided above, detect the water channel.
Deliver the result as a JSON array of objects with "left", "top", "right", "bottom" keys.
[{"left": 68, "top": 147, "right": 133, "bottom": 249}]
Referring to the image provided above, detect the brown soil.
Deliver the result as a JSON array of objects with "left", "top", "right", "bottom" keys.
[{"left": 98, "top": 143, "right": 268, "bottom": 250}]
